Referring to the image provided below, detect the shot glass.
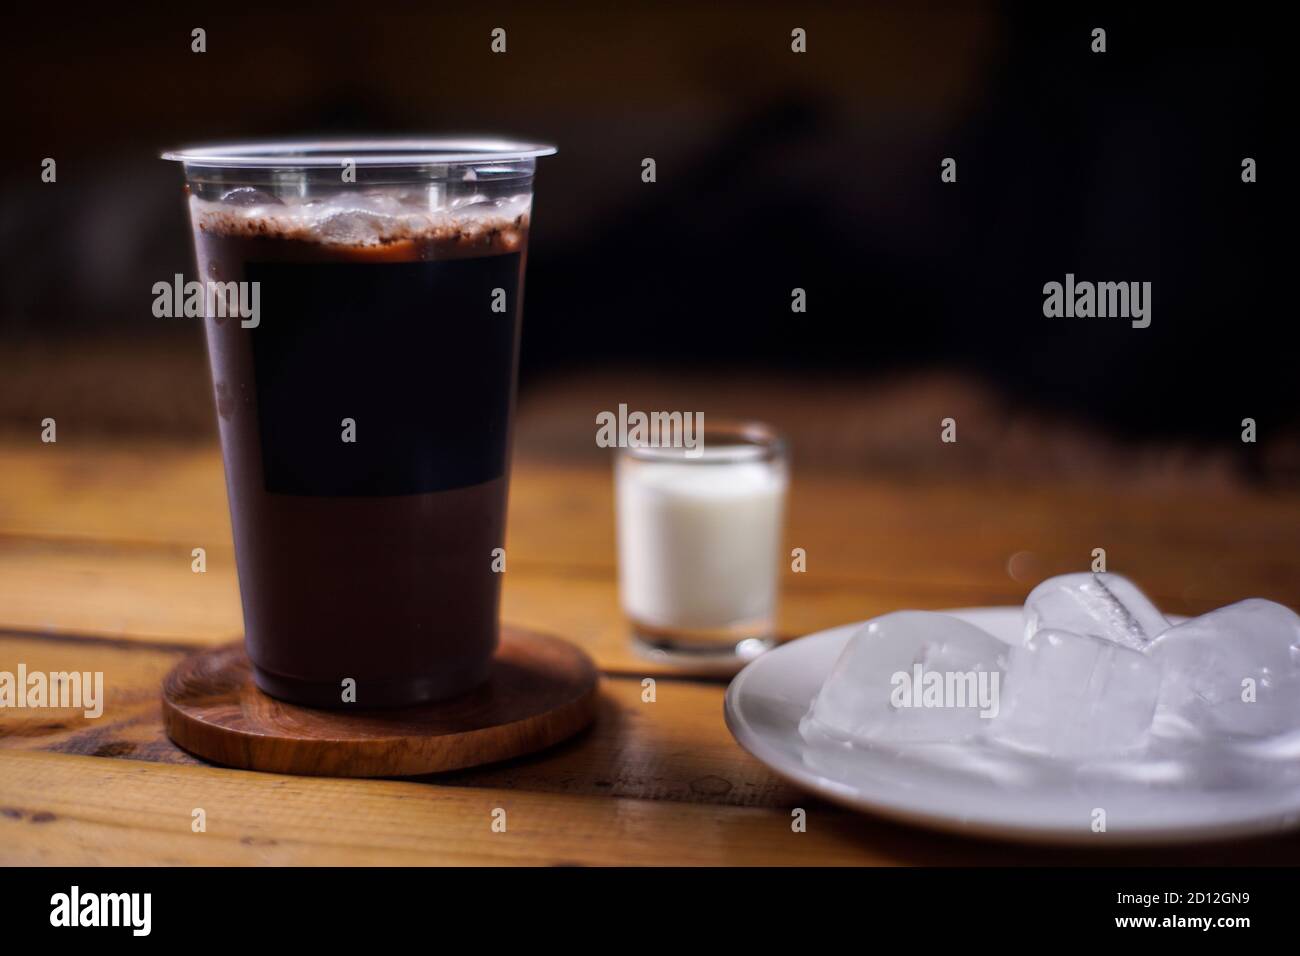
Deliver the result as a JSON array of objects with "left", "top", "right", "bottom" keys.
[{"left": 615, "top": 421, "right": 788, "bottom": 664}]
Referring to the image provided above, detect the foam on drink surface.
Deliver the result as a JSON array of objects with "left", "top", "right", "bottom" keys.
[{"left": 191, "top": 189, "right": 532, "bottom": 249}]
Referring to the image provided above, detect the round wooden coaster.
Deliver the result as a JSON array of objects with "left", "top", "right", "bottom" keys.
[{"left": 162, "top": 627, "right": 598, "bottom": 777}]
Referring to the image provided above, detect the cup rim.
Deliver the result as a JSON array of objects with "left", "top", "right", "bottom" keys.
[
  {"left": 160, "top": 137, "right": 557, "bottom": 168},
  {"left": 621, "top": 419, "right": 787, "bottom": 465}
]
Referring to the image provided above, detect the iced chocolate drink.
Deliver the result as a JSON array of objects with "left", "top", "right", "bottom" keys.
[{"left": 164, "top": 141, "right": 555, "bottom": 707}]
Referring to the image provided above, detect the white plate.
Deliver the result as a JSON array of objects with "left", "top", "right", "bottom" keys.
[{"left": 724, "top": 607, "right": 1300, "bottom": 845}]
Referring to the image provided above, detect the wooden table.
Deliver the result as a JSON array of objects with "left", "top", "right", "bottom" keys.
[{"left": 3, "top": 436, "right": 1300, "bottom": 865}]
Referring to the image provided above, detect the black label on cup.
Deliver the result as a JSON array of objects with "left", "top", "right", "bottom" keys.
[{"left": 247, "top": 255, "right": 519, "bottom": 496}]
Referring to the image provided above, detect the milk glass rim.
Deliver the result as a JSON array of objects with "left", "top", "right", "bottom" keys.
[
  {"left": 620, "top": 419, "right": 786, "bottom": 465},
  {"left": 160, "top": 138, "right": 557, "bottom": 168}
]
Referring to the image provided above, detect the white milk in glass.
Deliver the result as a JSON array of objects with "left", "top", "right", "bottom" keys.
[{"left": 616, "top": 434, "right": 787, "bottom": 657}]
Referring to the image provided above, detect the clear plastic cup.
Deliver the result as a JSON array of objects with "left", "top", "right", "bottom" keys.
[{"left": 162, "top": 139, "right": 555, "bottom": 707}]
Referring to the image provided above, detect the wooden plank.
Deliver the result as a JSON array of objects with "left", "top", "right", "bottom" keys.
[
  {"left": 407, "top": 674, "right": 801, "bottom": 807},
  {"left": 0, "top": 535, "right": 1028, "bottom": 674},
  {"left": 502, "top": 568, "right": 1024, "bottom": 674},
  {"left": 0, "top": 633, "right": 805, "bottom": 807},
  {"left": 0, "top": 537, "right": 241, "bottom": 646},
  {"left": 0, "top": 632, "right": 801, "bottom": 806},
  {"left": 5, "top": 442, "right": 1300, "bottom": 616},
  {"left": 0, "top": 532, "right": 1294, "bottom": 675},
  {"left": 12, "top": 629, "right": 1300, "bottom": 864},
  {"left": 4, "top": 749, "right": 1299, "bottom": 866},
  {"left": 0, "top": 441, "right": 231, "bottom": 549},
  {"left": 0, "top": 633, "right": 190, "bottom": 765},
  {"left": 0, "top": 750, "right": 883, "bottom": 866}
]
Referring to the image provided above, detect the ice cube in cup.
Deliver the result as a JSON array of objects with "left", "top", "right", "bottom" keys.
[
  {"left": 1023, "top": 572, "right": 1168, "bottom": 651},
  {"left": 1148, "top": 599, "right": 1300, "bottom": 741},
  {"left": 990, "top": 628, "right": 1162, "bottom": 759},
  {"left": 807, "top": 611, "right": 1008, "bottom": 745}
]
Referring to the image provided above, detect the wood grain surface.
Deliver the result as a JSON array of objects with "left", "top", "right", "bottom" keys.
[
  {"left": 161, "top": 630, "right": 598, "bottom": 777},
  {"left": 3, "top": 437, "right": 1300, "bottom": 865}
]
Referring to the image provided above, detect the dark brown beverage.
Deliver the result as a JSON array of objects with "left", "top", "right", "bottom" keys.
[{"left": 192, "top": 203, "right": 529, "bottom": 707}]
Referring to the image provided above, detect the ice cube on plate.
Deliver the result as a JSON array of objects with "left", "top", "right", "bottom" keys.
[
  {"left": 807, "top": 611, "right": 1008, "bottom": 745},
  {"left": 1023, "top": 572, "right": 1168, "bottom": 651},
  {"left": 990, "top": 628, "right": 1162, "bottom": 758},
  {"left": 1148, "top": 599, "right": 1300, "bottom": 740}
]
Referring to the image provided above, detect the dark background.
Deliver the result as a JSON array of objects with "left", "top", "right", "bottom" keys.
[{"left": 0, "top": 2, "right": 1288, "bottom": 479}]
